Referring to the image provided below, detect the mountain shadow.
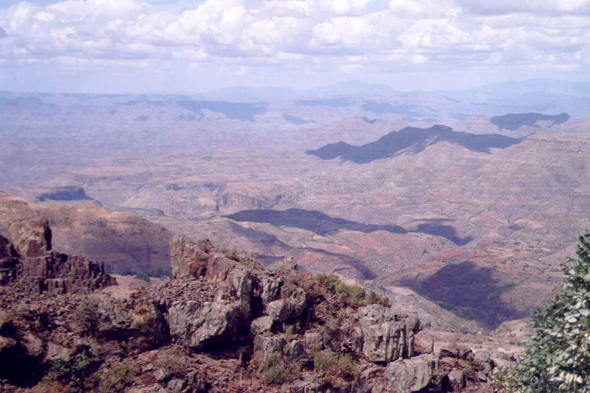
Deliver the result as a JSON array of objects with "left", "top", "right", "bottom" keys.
[
  {"left": 399, "top": 261, "right": 520, "bottom": 329},
  {"left": 413, "top": 219, "right": 473, "bottom": 246},
  {"left": 224, "top": 209, "right": 471, "bottom": 246},
  {"left": 36, "top": 186, "right": 94, "bottom": 203},
  {"left": 490, "top": 112, "right": 570, "bottom": 131},
  {"left": 306, "top": 125, "right": 522, "bottom": 164},
  {"left": 283, "top": 114, "right": 312, "bottom": 125},
  {"left": 228, "top": 222, "right": 376, "bottom": 279},
  {"left": 361, "top": 101, "right": 420, "bottom": 116},
  {"left": 295, "top": 98, "right": 354, "bottom": 107}
]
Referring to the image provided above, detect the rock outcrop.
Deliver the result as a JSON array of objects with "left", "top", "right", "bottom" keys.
[
  {"left": 0, "top": 234, "right": 517, "bottom": 392},
  {"left": 0, "top": 219, "right": 115, "bottom": 294},
  {"left": 358, "top": 304, "right": 419, "bottom": 364}
]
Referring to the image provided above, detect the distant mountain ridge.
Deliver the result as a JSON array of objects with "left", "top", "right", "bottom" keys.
[{"left": 306, "top": 125, "right": 522, "bottom": 164}]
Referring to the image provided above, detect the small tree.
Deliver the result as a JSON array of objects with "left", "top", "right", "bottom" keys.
[{"left": 497, "top": 233, "right": 590, "bottom": 392}]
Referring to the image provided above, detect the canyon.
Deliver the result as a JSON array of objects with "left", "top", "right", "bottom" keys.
[{"left": 1, "top": 89, "right": 589, "bottom": 365}]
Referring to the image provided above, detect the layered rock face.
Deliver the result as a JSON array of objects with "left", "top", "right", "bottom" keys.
[{"left": 0, "top": 219, "right": 115, "bottom": 294}]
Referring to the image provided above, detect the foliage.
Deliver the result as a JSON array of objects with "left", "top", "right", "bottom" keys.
[
  {"left": 72, "top": 298, "right": 100, "bottom": 337},
  {"left": 44, "top": 347, "right": 100, "bottom": 390},
  {"left": 495, "top": 233, "right": 590, "bottom": 392},
  {"left": 313, "top": 352, "right": 359, "bottom": 386},
  {"left": 310, "top": 274, "right": 390, "bottom": 308},
  {"left": 313, "top": 352, "right": 338, "bottom": 373},
  {"left": 263, "top": 364, "right": 295, "bottom": 385},
  {"left": 283, "top": 323, "right": 295, "bottom": 342}
]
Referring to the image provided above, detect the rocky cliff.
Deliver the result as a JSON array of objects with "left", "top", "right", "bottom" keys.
[
  {"left": 0, "top": 219, "right": 115, "bottom": 293},
  {"left": 0, "top": 229, "right": 516, "bottom": 392}
]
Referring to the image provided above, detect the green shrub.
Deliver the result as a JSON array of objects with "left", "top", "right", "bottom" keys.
[
  {"left": 311, "top": 274, "right": 390, "bottom": 308},
  {"left": 313, "top": 352, "right": 338, "bottom": 373},
  {"left": 333, "top": 354, "right": 359, "bottom": 379},
  {"left": 495, "top": 233, "right": 590, "bottom": 392},
  {"left": 263, "top": 365, "right": 293, "bottom": 385},
  {"left": 45, "top": 348, "right": 100, "bottom": 390},
  {"left": 283, "top": 323, "right": 295, "bottom": 342},
  {"left": 73, "top": 298, "right": 100, "bottom": 336}
]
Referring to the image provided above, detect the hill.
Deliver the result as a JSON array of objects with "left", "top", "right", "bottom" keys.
[{"left": 0, "top": 194, "right": 172, "bottom": 274}]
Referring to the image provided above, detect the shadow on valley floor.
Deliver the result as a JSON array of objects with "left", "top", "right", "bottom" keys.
[
  {"left": 306, "top": 125, "right": 522, "bottom": 164},
  {"left": 228, "top": 222, "right": 377, "bottom": 280},
  {"left": 398, "top": 261, "right": 522, "bottom": 329},
  {"left": 224, "top": 209, "right": 472, "bottom": 246}
]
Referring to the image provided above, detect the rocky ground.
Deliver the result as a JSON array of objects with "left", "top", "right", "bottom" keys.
[{"left": 0, "top": 220, "right": 521, "bottom": 392}]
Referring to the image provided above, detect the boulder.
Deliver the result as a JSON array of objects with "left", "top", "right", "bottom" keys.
[
  {"left": 260, "top": 274, "right": 281, "bottom": 305},
  {"left": 0, "top": 336, "right": 17, "bottom": 354},
  {"left": 45, "top": 342, "right": 74, "bottom": 362},
  {"left": 413, "top": 331, "right": 434, "bottom": 355},
  {"left": 358, "top": 304, "right": 419, "bottom": 364},
  {"left": 170, "top": 236, "right": 211, "bottom": 279},
  {"left": 169, "top": 301, "right": 243, "bottom": 349},
  {"left": 170, "top": 237, "right": 254, "bottom": 315},
  {"left": 267, "top": 300, "right": 294, "bottom": 322},
  {"left": 8, "top": 219, "right": 52, "bottom": 258},
  {"left": 251, "top": 316, "right": 273, "bottom": 335},
  {"left": 254, "top": 336, "right": 286, "bottom": 369},
  {"left": 167, "top": 379, "right": 185, "bottom": 392},
  {"left": 305, "top": 332, "right": 324, "bottom": 351},
  {"left": 285, "top": 372, "right": 322, "bottom": 393},
  {"left": 21, "top": 333, "right": 44, "bottom": 358},
  {"left": 98, "top": 299, "right": 168, "bottom": 350},
  {"left": 385, "top": 355, "right": 436, "bottom": 392},
  {"left": 490, "top": 351, "right": 516, "bottom": 370},
  {"left": 266, "top": 287, "right": 308, "bottom": 323},
  {"left": 473, "top": 351, "right": 493, "bottom": 375},
  {"left": 447, "top": 369, "right": 466, "bottom": 391},
  {"left": 287, "top": 340, "right": 307, "bottom": 362}
]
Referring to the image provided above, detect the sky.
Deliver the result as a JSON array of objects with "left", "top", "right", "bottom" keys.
[{"left": 1, "top": 0, "right": 590, "bottom": 93}]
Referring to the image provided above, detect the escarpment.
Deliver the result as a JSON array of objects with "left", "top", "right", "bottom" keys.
[{"left": 0, "top": 227, "right": 516, "bottom": 392}]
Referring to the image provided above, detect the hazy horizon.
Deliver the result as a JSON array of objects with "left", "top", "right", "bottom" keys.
[{"left": 2, "top": 0, "right": 590, "bottom": 94}]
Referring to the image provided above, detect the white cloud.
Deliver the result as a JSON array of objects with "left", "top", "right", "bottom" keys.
[
  {"left": 339, "top": 63, "right": 362, "bottom": 73},
  {"left": 388, "top": 0, "right": 460, "bottom": 18},
  {"left": 0, "top": 0, "right": 589, "bottom": 89},
  {"left": 456, "top": 0, "right": 590, "bottom": 15}
]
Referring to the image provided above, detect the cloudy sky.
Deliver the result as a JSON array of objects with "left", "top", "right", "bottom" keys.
[{"left": 1, "top": 0, "right": 590, "bottom": 93}]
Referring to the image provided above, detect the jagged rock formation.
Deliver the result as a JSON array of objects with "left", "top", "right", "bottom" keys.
[
  {"left": 0, "top": 219, "right": 115, "bottom": 294},
  {"left": 0, "top": 235, "right": 517, "bottom": 392}
]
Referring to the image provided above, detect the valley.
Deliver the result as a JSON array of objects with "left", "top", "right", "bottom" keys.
[{"left": 1, "top": 87, "right": 590, "bottom": 335}]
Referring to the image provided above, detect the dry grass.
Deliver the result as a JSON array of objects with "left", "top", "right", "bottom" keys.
[
  {"left": 154, "top": 351, "right": 188, "bottom": 378},
  {"left": 130, "top": 303, "right": 154, "bottom": 327},
  {"left": 99, "top": 360, "right": 138, "bottom": 393}
]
